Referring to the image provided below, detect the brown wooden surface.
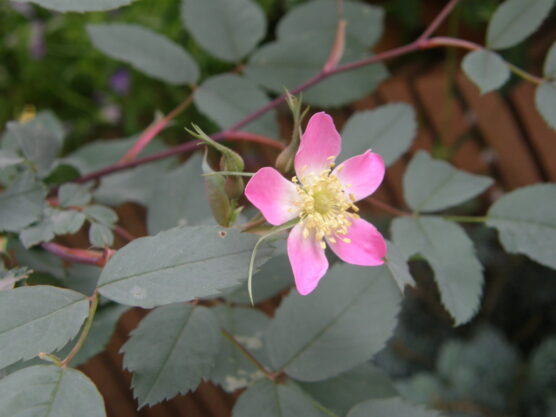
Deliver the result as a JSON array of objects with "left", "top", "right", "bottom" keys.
[{"left": 78, "top": 66, "right": 556, "bottom": 416}]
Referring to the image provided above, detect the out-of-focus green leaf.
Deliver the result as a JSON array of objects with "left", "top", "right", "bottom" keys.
[
  {"left": 486, "top": 184, "right": 556, "bottom": 269},
  {"left": 0, "top": 170, "right": 45, "bottom": 233},
  {"left": 486, "top": 0, "right": 555, "bottom": 50},
  {"left": 384, "top": 240, "right": 415, "bottom": 292},
  {"left": 543, "top": 41, "right": 556, "bottom": 79},
  {"left": 535, "top": 82, "right": 556, "bottom": 131},
  {"left": 58, "top": 183, "right": 92, "bottom": 208},
  {"left": 88, "top": 223, "right": 114, "bottom": 248},
  {"left": 340, "top": 103, "right": 416, "bottom": 165},
  {"left": 122, "top": 304, "right": 220, "bottom": 406},
  {"left": 194, "top": 74, "right": 278, "bottom": 138},
  {"left": 12, "top": 0, "right": 137, "bottom": 12},
  {"left": 87, "top": 23, "right": 199, "bottom": 85},
  {"left": 181, "top": 0, "right": 266, "bottom": 62},
  {"left": 347, "top": 397, "right": 440, "bottom": 417},
  {"left": 403, "top": 151, "right": 493, "bottom": 213},
  {"left": 462, "top": 49, "right": 510, "bottom": 94}
]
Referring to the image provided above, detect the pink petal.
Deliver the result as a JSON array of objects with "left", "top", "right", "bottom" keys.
[
  {"left": 245, "top": 167, "right": 300, "bottom": 226},
  {"left": 287, "top": 223, "right": 329, "bottom": 296},
  {"left": 327, "top": 218, "right": 386, "bottom": 266},
  {"left": 333, "top": 151, "right": 385, "bottom": 202},
  {"left": 294, "top": 112, "right": 341, "bottom": 180}
]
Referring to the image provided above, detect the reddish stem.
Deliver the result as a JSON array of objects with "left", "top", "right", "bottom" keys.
[
  {"left": 417, "top": 0, "right": 462, "bottom": 42},
  {"left": 41, "top": 242, "right": 107, "bottom": 266}
]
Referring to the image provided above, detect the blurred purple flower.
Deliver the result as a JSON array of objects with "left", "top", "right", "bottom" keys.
[
  {"left": 29, "top": 21, "right": 45, "bottom": 60},
  {"left": 110, "top": 69, "right": 131, "bottom": 96}
]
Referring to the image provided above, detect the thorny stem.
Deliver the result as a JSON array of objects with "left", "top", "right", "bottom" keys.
[
  {"left": 220, "top": 328, "right": 278, "bottom": 380},
  {"left": 119, "top": 93, "right": 195, "bottom": 163},
  {"left": 60, "top": 292, "right": 99, "bottom": 367}
]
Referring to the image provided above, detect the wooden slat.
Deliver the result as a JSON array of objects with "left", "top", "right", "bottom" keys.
[
  {"left": 511, "top": 82, "right": 556, "bottom": 181},
  {"left": 415, "top": 67, "right": 489, "bottom": 174},
  {"left": 456, "top": 72, "right": 542, "bottom": 189}
]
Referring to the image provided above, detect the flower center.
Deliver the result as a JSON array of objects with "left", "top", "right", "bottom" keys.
[{"left": 293, "top": 163, "right": 359, "bottom": 247}]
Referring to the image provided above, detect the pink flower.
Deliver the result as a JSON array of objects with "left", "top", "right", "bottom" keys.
[{"left": 245, "top": 112, "right": 387, "bottom": 295}]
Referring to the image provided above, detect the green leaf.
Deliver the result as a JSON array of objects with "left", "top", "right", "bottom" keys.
[
  {"left": 403, "top": 151, "right": 493, "bottom": 213},
  {"left": 0, "top": 267, "right": 31, "bottom": 291},
  {"left": 486, "top": 0, "right": 556, "bottom": 50},
  {"left": 225, "top": 252, "right": 293, "bottom": 304},
  {"left": 181, "top": 0, "right": 266, "bottom": 62},
  {"left": 300, "top": 363, "right": 397, "bottom": 416},
  {"left": 0, "top": 286, "right": 89, "bottom": 368},
  {"left": 232, "top": 380, "right": 326, "bottom": 417},
  {"left": 391, "top": 217, "right": 483, "bottom": 325},
  {"left": 544, "top": 41, "right": 556, "bottom": 79},
  {"left": 266, "top": 263, "right": 401, "bottom": 381},
  {"left": 11, "top": 242, "right": 65, "bottom": 279},
  {"left": 462, "top": 49, "right": 510, "bottom": 94},
  {"left": 245, "top": 34, "right": 388, "bottom": 107},
  {"left": 12, "top": 0, "right": 136, "bottom": 12},
  {"left": 87, "top": 23, "right": 199, "bottom": 85},
  {"left": 122, "top": 304, "right": 220, "bottom": 406},
  {"left": 20, "top": 218, "right": 55, "bottom": 248},
  {"left": 210, "top": 305, "right": 269, "bottom": 392},
  {"left": 0, "top": 170, "right": 46, "bottom": 233},
  {"left": 384, "top": 240, "right": 415, "bottom": 292},
  {"left": 202, "top": 150, "right": 233, "bottom": 227},
  {"left": 535, "top": 82, "right": 556, "bottom": 131},
  {"left": 347, "top": 397, "right": 440, "bottom": 417},
  {"left": 62, "top": 264, "right": 101, "bottom": 296},
  {"left": 277, "top": 0, "right": 383, "bottom": 49},
  {"left": 486, "top": 184, "right": 556, "bottom": 269},
  {"left": 58, "top": 183, "right": 92, "bottom": 208},
  {"left": 84, "top": 205, "right": 118, "bottom": 225},
  {"left": 98, "top": 225, "right": 272, "bottom": 307},
  {"left": 51, "top": 210, "right": 86, "bottom": 235},
  {"left": 340, "top": 103, "right": 416, "bottom": 165},
  {"left": 147, "top": 154, "right": 211, "bottom": 234},
  {"left": 7, "top": 121, "right": 61, "bottom": 177},
  {"left": 0, "top": 150, "right": 23, "bottom": 169},
  {"left": 194, "top": 74, "right": 278, "bottom": 138},
  {"left": 88, "top": 223, "right": 114, "bottom": 247},
  {"left": 64, "top": 136, "right": 167, "bottom": 175},
  {"left": 0, "top": 365, "right": 105, "bottom": 417}
]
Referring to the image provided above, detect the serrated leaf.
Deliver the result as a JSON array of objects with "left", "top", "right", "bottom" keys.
[
  {"left": 58, "top": 183, "right": 92, "bottom": 208},
  {"left": 277, "top": 0, "right": 384, "bottom": 49},
  {"left": 544, "top": 41, "right": 556, "bottom": 79},
  {"left": 87, "top": 23, "right": 199, "bottom": 85},
  {"left": 403, "top": 151, "right": 493, "bottom": 213},
  {"left": 147, "top": 154, "right": 211, "bottom": 234},
  {"left": 0, "top": 170, "right": 46, "bottom": 233},
  {"left": 232, "top": 380, "right": 326, "bottom": 417},
  {"left": 535, "top": 82, "right": 556, "bottom": 131},
  {"left": 462, "top": 49, "right": 510, "bottom": 94},
  {"left": 194, "top": 74, "right": 278, "bottom": 138},
  {"left": 89, "top": 222, "right": 114, "bottom": 247},
  {"left": 210, "top": 305, "right": 269, "bottom": 392},
  {"left": 384, "top": 240, "right": 415, "bottom": 292},
  {"left": 0, "top": 150, "right": 23, "bottom": 169},
  {"left": 486, "top": 0, "right": 556, "bottom": 50},
  {"left": 0, "top": 286, "right": 89, "bottom": 368},
  {"left": 391, "top": 217, "right": 483, "bottom": 325},
  {"left": 98, "top": 225, "right": 272, "bottom": 308},
  {"left": 20, "top": 219, "right": 55, "bottom": 248},
  {"left": 122, "top": 304, "right": 219, "bottom": 406},
  {"left": 245, "top": 34, "right": 388, "bottom": 107},
  {"left": 347, "top": 397, "right": 440, "bottom": 417},
  {"left": 486, "top": 184, "right": 556, "bottom": 269},
  {"left": 340, "top": 103, "right": 416, "bottom": 165},
  {"left": 181, "top": 0, "right": 266, "bottom": 62},
  {"left": 84, "top": 205, "right": 118, "bottom": 225},
  {"left": 266, "top": 263, "right": 401, "bottom": 382},
  {"left": 225, "top": 252, "right": 293, "bottom": 304},
  {"left": 300, "top": 363, "right": 397, "bottom": 416},
  {"left": 0, "top": 365, "right": 105, "bottom": 417},
  {"left": 51, "top": 210, "right": 86, "bottom": 235},
  {"left": 7, "top": 120, "right": 61, "bottom": 178},
  {"left": 12, "top": 0, "right": 136, "bottom": 12}
]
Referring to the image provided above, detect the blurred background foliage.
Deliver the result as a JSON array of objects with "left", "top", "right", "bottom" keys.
[{"left": 1, "top": 1, "right": 556, "bottom": 416}]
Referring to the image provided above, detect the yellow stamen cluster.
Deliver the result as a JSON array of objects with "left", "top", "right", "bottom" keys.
[{"left": 293, "top": 161, "right": 359, "bottom": 248}]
